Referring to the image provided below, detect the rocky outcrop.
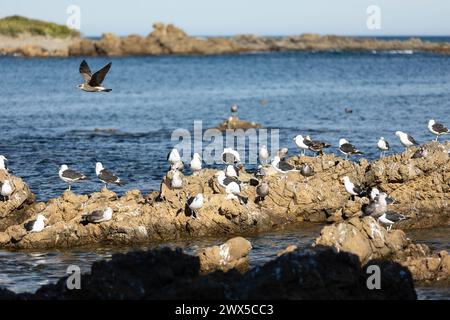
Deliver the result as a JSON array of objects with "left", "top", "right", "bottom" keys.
[
  {"left": 216, "top": 116, "right": 262, "bottom": 131},
  {"left": 0, "top": 246, "right": 416, "bottom": 300},
  {"left": 0, "top": 141, "right": 447, "bottom": 249},
  {"left": 198, "top": 236, "right": 252, "bottom": 273},
  {"left": 5, "top": 22, "right": 450, "bottom": 57},
  {"left": 0, "top": 171, "right": 35, "bottom": 232},
  {"left": 314, "top": 217, "right": 450, "bottom": 283}
]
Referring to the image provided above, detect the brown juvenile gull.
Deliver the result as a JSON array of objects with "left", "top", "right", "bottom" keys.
[
  {"left": 255, "top": 181, "right": 269, "bottom": 204},
  {"left": 77, "top": 60, "right": 112, "bottom": 92}
]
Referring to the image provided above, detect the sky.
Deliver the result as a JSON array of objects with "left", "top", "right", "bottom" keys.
[{"left": 1, "top": 0, "right": 449, "bottom": 37}]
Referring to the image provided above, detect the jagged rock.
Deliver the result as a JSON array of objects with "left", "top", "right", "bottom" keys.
[
  {"left": 198, "top": 237, "right": 252, "bottom": 273},
  {"left": 2, "top": 246, "right": 416, "bottom": 300},
  {"left": 0, "top": 171, "right": 35, "bottom": 231}
]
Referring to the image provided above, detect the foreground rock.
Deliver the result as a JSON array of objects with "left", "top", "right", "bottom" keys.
[
  {"left": 314, "top": 216, "right": 450, "bottom": 282},
  {"left": 0, "top": 246, "right": 416, "bottom": 300},
  {"left": 0, "top": 170, "right": 35, "bottom": 232},
  {"left": 0, "top": 141, "right": 447, "bottom": 249},
  {"left": 4, "top": 22, "right": 450, "bottom": 57},
  {"left": 198, "top": 237, "right": 252, "bottom": 273}
]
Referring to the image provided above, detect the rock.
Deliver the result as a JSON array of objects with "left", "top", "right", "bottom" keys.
[
  {"left": 198, "top": 237, "right": 252, "bottom": 273},
  {"left": 2, "top": 246, "right": 416, "bottom": 300},
  {"left": 216, "top": 116, "right": 262, "bottom": 130},
  {"left": 0, "top": 171, "right": 35, "bottom": 231}
]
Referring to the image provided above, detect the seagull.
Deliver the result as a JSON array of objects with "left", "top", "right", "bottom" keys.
[
  {"left": 271, "top": 155, "right": 298, "bottom": 173},
  {"left": 255, "top": 182, "right": 269, "bottom": 204},
  {"left": 293, "top": 135, "right": 310, "bottom": 156},
  {"left": 190, "top": 153, "right": 202, "bottom": 174},
  {"left": 259, "top": 145, "right": 269, "bottom": 164},
  {"left": 215, "top": 170, "right": 240, "bottom": 188},
  {"left": 186, "top": 193, "right": 204, "bottom": 218},
  {"left": 428, "top": 119, "right": 449, "bottom": 141},
  {"left": 395, "top": 131, "right": 419, "bottom": 149},
  {"left": 370, "top": 187, "right": 380, "bottom": 201},
  {"left": 255, "top": 165, "right": 268, "bottom": 179},
  {"left": 225, "top": 181, "right": 248, "bottom": 205},
  {"left": 170, "top": 170, "right": 184, "bottom": 189},
  {"left": 362, "top": 192, "right": 388, "bottom": 218},
  {"left": 222, "top": 148, "right": 241, "bottom": 165},
  {"left": 278, "top": 148, "right": 289, "bottom": 160},
  {"left": 77, "top": 60, "right": 112, "bottom": 92},
  {"left": 0, "top": 155, "right": 8, "bottom": 172},
  {"left": 171, "top": 160, "right": 185, "bottom": 171},
  {"left": 95, "top": 162, "right": 124, "bottom": 188},
  {"left": 167, "top": 148, "right": 181, "bottom": 165},
  {"left": 378, "top": 212, "right": 407, "bottom": 231},
  {"left": 24, "top": 214, "right": 47, "bottom": 233},
  {"left": 58, "top": 165, "right": 88, "bottom": 190},
  {"left": 82, "top": 207, "right": 113, "bottom": 224},
  {"left": 411, "top": 147, "right": 428, "bottom": 159},
  {"left": 377, "top": 137, "right": 390, "bottom": 158},
  {"left": 342, "top": 176, "right": 367, "bottom": 199},
  {"left": 300, "top": 164, "right": 314, "bottom": 181},
  {"left": 231, "top": 104, "right": 238, "bottom": 113},
  {"left": 225, "top": 165, "right": 239, "bottom": 178},
  {"left": 1, "top": 180, "right": 13, "bottom": 201},
  {"left": 339, "top": 138, "right": 364, "bottom": 160},
  {"left": 304, "top": 136, "right": 330, "bottom": 156}
]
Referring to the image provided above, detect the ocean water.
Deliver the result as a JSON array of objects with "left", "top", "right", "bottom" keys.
[{"left": 0, "top": 50, "right": 449, "bottom": 298}]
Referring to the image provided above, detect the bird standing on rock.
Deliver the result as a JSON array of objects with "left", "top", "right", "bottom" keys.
[
  {"left": 428, "top": 119, "right": 449, "bottom": 141},
  {"left": 300, "top": 164, "right": 314, "bottom": 181},
  {"left": 293, "top": 135, "right": 310, "bottom": 156},
  {"left": 95, "top": 162, "right": 124, "bottom": 189},
  {"left": 0, "top": 155, "right": 9, "bottom": 172},
  {"left": 190, "top": 153, "right": 202, "bottom": 174},
  {"left": 395, "top": 131, "right": 419, "bottom": 149},
  {"left": 221, "top": 148, "right": 241, "bottom": 165},
  {"left": 82, "top": 207, "right": 113, "bottom": 224},
  {"left": 378, "top": 212, "right": 407, "bottom": 231},
  {"left": 1, "top": 180, "right": 13, "bottom": 201},
  {"left": 304, "top": 136, "right": 330, "bottom": 156},
  {"left": 78, "top": 60, "right": 112, "bottom": 92},
  {"left": 170, "top": 170, "right": 184, "bottom": 189},
  {"left": 339, "top": 138, "right": 363, "bottom": 160},
  {"left": 342, "top": 176, "right": 367, "bottom": 199},
  {"left": 58, "top": 164, "right": 89, "bottom": 191},
  {"left": 167, "top": 148, "right": 181, "bottom": 165},
  {"left": 255, "top": 181, "right": 269, "bottom": 204},
  {"left": 24, "top": 214, "right": 47, "bottom": 233},
  {"left": 259, "top": 145, "right": 269, "bottom": 164},
  {"left": 377, "top": 137, "right": 390, "bottom": 158},
  {"left": 186, "top": 193, "right": 204, "bottom": 218}
]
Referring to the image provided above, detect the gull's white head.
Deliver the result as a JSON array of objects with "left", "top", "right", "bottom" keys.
[
  {"left": 59, "top": 164, "right": 68, "bottom": 172},
  {"left": 36, "top": 214, "right": 47, "bottom": 222},
  {"left": 429, "top": 119, "right": 435, "bottom": 126},
  {"left": 395, "top": 131, "right": 405, "bottom": 138},
  {"left": 370, "top": 188, "right": 380, "bottom": 200},
  {"left": 379, "top": 137, "right": 385, "bottom": 141},
  {"left": 95, "top": 162, "right": 104, "bottom": 175},
  {"left": 193, "top": 152, "right": 201, "bottom": 160},
  {"left": 342, "top": 176, "right": 350, "bottom": 183},
  {"left": 0, "top": 155, "right": 7, "bottom": 162},
  {"left": 339, "top": 138, "right": 349, "bottom": 146}
]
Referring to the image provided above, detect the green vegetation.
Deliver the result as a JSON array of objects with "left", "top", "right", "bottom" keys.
[{"left": 0, "top": 15, "right": 80, "bottom": 37}]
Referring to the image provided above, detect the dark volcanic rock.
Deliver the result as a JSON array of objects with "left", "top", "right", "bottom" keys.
[{"left": 5, "top": 246, "right": 416, "bottom": 300}]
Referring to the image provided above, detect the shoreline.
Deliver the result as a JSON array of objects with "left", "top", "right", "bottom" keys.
[{"left": 3, "top": 23, "right": 450, "bottom": 57}]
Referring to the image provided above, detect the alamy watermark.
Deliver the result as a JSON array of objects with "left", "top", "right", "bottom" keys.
[
  {"left": 366, "top": 5, "right": 381, "bottom": 30},
  {"left": 366, "top": 265, "right": 381, "bottom": 289},
  {"left": 66, "top": 265, "right": 81, "bottom": 290},
  {"left": 66, "top": 5, "right": 81, "bottom": 31}
]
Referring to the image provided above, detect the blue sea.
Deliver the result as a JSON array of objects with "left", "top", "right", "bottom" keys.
[{"left": 0, "top": 49, "right": 449, "bottom": 298}]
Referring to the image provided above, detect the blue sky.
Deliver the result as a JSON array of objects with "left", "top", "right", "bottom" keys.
[{"left": 1, "top": 0, "right": 449, "bottom": 36}]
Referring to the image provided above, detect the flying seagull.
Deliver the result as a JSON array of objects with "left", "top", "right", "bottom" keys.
[
  {"left": 82, "top": 207, "right": 113, "bottom": 224},
  {"left": 378, "top": 212, "right": 407, "bottom": 231},
  {"left": 293, "top": 135, "right": 310, "bottom": 156},
  {"left": 377, "top": 137, "right": 390, "bottom": 158},
  {"left": 95, "top": 162, "right": 124, "bottom": 188},
  {"left": 78, "top": 60, "right": 112, "bottom": 92},
  {"left": 428, "top": 119, "right": 449, "bottom": 141},
  {"left": 24, "top": 214, "right": 47, "bottom": 233},
  {"left": 185, "top": 193, "right": 204, "bottom": 218},
  {"left": 58, "top": 165, "right": 88, "bottom": 190},
  {"left": 395, "top": 131, "right": 419, "bottom": 149},
  {"left": 342, "top": 176, "right": 367, "bottom": 199},
  {"left": 190, "top": 153, "right": 202, "bottom": 174},
  {"left": 1, "top": 180, "right": 13, "bottom": 201},
  {"left": 339, "top": 138, "right": 363, "bottom": 160}
]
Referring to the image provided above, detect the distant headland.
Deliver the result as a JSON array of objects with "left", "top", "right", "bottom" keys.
[{"left": 1, "top": 15, "right": 450, "bottom": 57}]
